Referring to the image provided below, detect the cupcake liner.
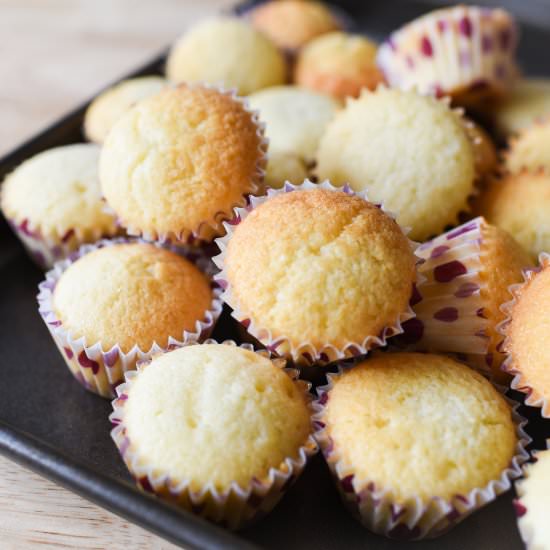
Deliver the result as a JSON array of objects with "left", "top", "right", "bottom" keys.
[
  {"left": 107, "top": 82, "right": 269, "bottom": 246},
  {"left": 5, "top": 215, "right": 119, "bottom": 270},
  {"left": 312, "top": 365, "right": 530, "bottom": 540},
  {"left": 377, "top": 6, "right": 518, "bottom": 103},
  {"left": 212, "top": 179, "right": 419, "bottom": 366},
  {"left": 109, "top": 340, "right": 318, "bottom": 530},
  {"left": 499, "top": 252, "right": 550, "bottom": 418},
  {"left": 37, "top": 238, "right": 223, "bottom": 398}
]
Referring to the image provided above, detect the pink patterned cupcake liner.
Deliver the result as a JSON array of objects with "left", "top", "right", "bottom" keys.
[
  {"left": 105, "top": 83, "right": 269, "bottom": 246},
  {"left": 312, "top": 366, "right": 530, "bottom": 540},
  {"left": 6, "top": 216, "right": 119, "bottom": 270},
  {"left": 212, "top": 179, "right": 419, "bottom": 366},
  {"left": 37, "top": 238, "right": 223, "bottom": 399},
  {"left": 499, "top": 252, "right": 550, "bottom": 418},
  {"left": 377, "top": 5, "right": 518, "bottom": 103},
  {"left": 109, "top": 340, "right": 318, "bottom": 530}
]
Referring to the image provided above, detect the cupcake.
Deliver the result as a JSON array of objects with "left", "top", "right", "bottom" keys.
[
  {"left": 214, "top": 181, "right": 417, "bottom": 365},
  {"left": 249, "top": 0, "right": 341, "bottom": 52},
  {"left": 515, "top": 449, "right": 550, "bottom": 549},
  {"left": 37, "top": 241, "right": 222, "bottom": 398},
  {"left": 493, "top": 78, "right": 550, "bottom": 138},
  {"left": 247, "top": 85, "right": 339, "bottom": 162},
  {"left": 377, "top": 5, "right": 518, "bottom": 107},
  {"left": 166, "top": 17, "right": 286, "bottom": 95},
  {"left": 264, "top": 151, "right": 309, "bottom": 189},
  {"left": 99, "top": 84, "right": 267, "bottom": 244},
  {"left": 315, "top": 87, "right": 476, "bottom": 241},
  {"left": 84, "top": 76, "right": 168, "bottom": 144},
  {"left": 294, "top": 31, "right": 384, "bottom": 101},
  {"left": 505, "top": 118, "right": 550, "bottom": 174},
  {"left": 110, "top": 342, "right": 317, "bottom": 529},
  {"left": 463, "top": 117, "right": 498, "bottom": 181},
  {"left": 0, "top": 144, "right": 118, "bottom": 269},
  {"left": 405, "top": 217, "right": 532, "bottom": 382},
  {"left": 314, "top": 352, "right": 528, "bottom": 539},
  {"left": 501, "top": 253, "right": 550, "bottom": 418},
  {"left": 474, "top": 170, "right": 550, "bottom": 260}
]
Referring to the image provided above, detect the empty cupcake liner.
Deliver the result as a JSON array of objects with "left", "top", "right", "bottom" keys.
[
  {"left": 499, "top": 252, "right": 550, "bottom": 418},
  {"left": 312, "top": 366, "right": 530, "bottom": 540},
  {"left": 377, "top": 5, "right": 518, "bottom": 103},
  {"left": 395, "top": 217, "right": 496, "bottom": 370},
  {"left": 5, "top": 215, "right": 119, "bottom": 270},
  {"left": 105, "top": 82, "right": 269, "bottom": 246},
  {"left": 109, "top": 340, "right": 318, "bottom": 530},
  {"left": 37, "top": 238, "right": 223, "bottom": 399},
  {"left": 212, "top": 179, "right": 419, "bottom": 366}
]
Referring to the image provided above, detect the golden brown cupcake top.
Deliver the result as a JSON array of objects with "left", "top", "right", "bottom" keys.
[
  {"left": 100, "top": 84, "right": 266, "bottom": 241},
  {"left": 250, "top": 0, "right": 340, "bottom": 50},
  {"left": 294, "top": 31, "right": 384, "bottom": 100},
  {"left": 224, "top": 188, "right": 416, "bottom": 351},
  {"left": 53, "top": 243, "right": 213, "bottom": 353}
]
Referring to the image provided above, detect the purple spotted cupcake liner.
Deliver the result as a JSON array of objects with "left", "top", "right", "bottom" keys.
[
  {"left": 37, "top": 238, "right": 223, "bottom": 399},
  {"left": 312, "top": 365, "right": 530, "bottom": 540},
  {"left": 377, "top": 5, "right": 518, "bottom": 103},
  {"left": 109, "top": 340, "right": 318, "bottom": 530},
  {"left": 5, "top": 216, "right": 119, "bottom": 270},
  {"left": 212, "top": 179, "right": 419, "bottom": 366},
  {"left": 104, "top": 82, "right": 269, "bottom": 247},
  {"left": 399, "top": 217, "right": 502, "bottom": 375},
  {"left": 499, "top": 252, "right": 550, "bottom": 418}
]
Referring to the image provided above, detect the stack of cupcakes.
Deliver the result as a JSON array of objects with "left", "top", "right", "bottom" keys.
[{"left": 2, "top": 0, "right": 550, "bottom": 542}]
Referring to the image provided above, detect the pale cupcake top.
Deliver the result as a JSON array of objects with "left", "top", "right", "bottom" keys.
[
  {"left": 505, "top": 119, "right": 550, "bottom": 174},
  {"left": 504, "top": 258, "right": 550, "bottom": 416},
  {"left": 166, "top": 17, "right": 286, "bottom": 95},
  {"left": 100, "top": 84, "right": 266, "bottom": 241},
  {"left": 294, "top": 31, "right": 384, "bottom": 100},
  {"left": 321, "top": 353, "right": 517, "bottom": 502},
  {"left": 53, "top": 243, "right": 213, "bottom": 353},
  {"left": 224, "top": 188, "right": 416, "bottom": 351},
  {"left": 248, "top": 85, "right": 339, "bottom": 162},
  {"left": 84, "top": 76, "right": 167, "bottom": 144},
  {"left": 315, "top": 88, "right": 476, "bottom": 241},
  {"left": 493, "top": 78, "right": 550, "bottom": 137},
  {"left": 249, "top": 0, "right": 340, "bottom": 51},
  {"left": 475, "top": 171, "right": 550, "bottom": 260},
  {"left": 1, "top": 143, "right": 117, "bottom": 240},
  {"left": 122, "top": 344, "right": 312, "bottom": 491},
  {"left": 264, "top": 151, "right": 309, "bottom": 189},
  {"left": 516, "top": 449, "right": 550, "bottom": 550}
]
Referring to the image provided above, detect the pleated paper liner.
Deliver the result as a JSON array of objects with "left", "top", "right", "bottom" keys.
[
  {"left": 212, "top": 179, "right": 419, "bottom": 367},
  {"left": 37, "top": 238, "right": 223, "bottom": 398},
  {"left": 110, "top": 340, "right": 318, "bottom": 530},
  {"left": 312, "top": 365, "right": 530, "bottom": 540},
  {"left": 499, "top": 252, "right": 550, "bottom": 418},
  {"left": 377, "top": 5, "right": 518, "bottom": 106},
  {"left": 103, "top": 82, "right": 269, "bottom": 247}
]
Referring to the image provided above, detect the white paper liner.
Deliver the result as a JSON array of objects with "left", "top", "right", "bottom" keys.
[
  {"left": 312, "top": 364, "right": 530, "bottom": 540},
  {"left": 212, "top": 179, "right": 419, "bottom": 366},
  {"left": 37, "top": 238, "right": 223, "bottom": 399},
  {"left": 104, "top": 82, "right": 269, "bottom": 246},
  {"left": 6, "top": 215, "right": 119, "bottom": 270},
  {"left": 109, "top": 340, "right": 318, "bottom": 530},
  {"left": 377, "top": 5, "right": 518, "bottom": 103},
  {"left": 499, "top": 252, "right": 550, "bottom": 418},
  {"left": 402, "top": 217, "right": 493, "bottom": 373}
]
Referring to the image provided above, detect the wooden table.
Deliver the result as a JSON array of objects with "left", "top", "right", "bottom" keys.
[{"left": 0, "top": 1, "right": 232, "bottom": 547}]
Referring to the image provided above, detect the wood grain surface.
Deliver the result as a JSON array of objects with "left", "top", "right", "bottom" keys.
[{"left": 0, "top": 1, "right": 232, "bottom": 548}]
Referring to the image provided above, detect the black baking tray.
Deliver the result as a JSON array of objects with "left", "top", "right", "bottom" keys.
[{"left": 1, "top": 1, "right": 550, "bottom": 549}]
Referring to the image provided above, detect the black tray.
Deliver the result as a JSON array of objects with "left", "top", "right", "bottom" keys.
[{"left": 1, "top": 2, "right": 549, "bottom": 549}]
